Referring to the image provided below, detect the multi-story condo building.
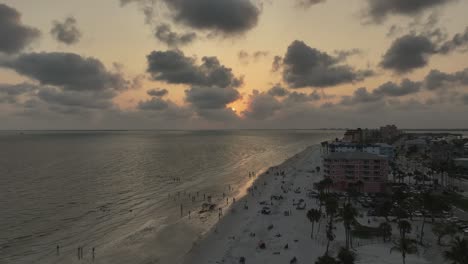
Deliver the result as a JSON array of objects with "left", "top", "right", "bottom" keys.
[{"left": 323, "top": 152, "right": 389, "bottom": 193}]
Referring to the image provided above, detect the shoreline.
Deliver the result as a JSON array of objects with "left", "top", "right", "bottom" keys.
[{"left": 181, "top": 144, "right": 324, "bottom": 264}]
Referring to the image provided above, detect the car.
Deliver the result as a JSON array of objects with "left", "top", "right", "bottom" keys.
[{"left": 414, "top": 211, "right": 423, "bottom": 217}]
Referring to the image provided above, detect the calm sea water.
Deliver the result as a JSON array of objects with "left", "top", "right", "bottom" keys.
[{"left": 0, "top": 130, "right": 342, "bottom": 264}]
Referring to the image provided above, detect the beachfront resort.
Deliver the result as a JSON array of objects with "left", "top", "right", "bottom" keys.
[{"left": 185, "top": 126, "right": 468, "bottom": 264}]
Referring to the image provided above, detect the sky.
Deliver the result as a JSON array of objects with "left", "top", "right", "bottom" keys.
[{"left": 0, "top": 0, "right": 468, "bottom": 129}]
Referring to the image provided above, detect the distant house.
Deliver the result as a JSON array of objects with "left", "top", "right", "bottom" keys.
[{"left": 323, "top": 152, "right": 389, "bottom": 193}]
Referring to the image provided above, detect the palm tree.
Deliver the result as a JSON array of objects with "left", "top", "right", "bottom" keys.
[
  {"left": 390, "top": 238, "right": 418, "bottom": 264},
  {"left": 444, "top": 237, "right": 468, "bottom": 264},
  {"left": 322, "top": 178, "right": 334, "bottom": 194},
  {"left": 337, "top": 247, "right": 356, "bottom": 264},
  {"left": 315, "top": 254, "right": 338, "bottom": 264},
  {"left": 432, "top": 222, "right": 458, "bottom": 246},
  {"left": 341, "top": 203, "right": 358, "bottom": 249},
  {"left": 325, "top": 196, "right": 338, "bottom": 255},
  {"left": 379, "top": 222, "right": 392, "bottom": 242},
  {"left": 397, "top": 220, "right": 411, "bottom": 240},
  {"left": 307, "top": 208, "right": 322, "bottom": 239}
]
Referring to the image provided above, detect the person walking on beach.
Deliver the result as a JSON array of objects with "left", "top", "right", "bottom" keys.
[
  {"left": 56, "top": 245, "right": 59, "bottom": 256},
  {"left": 92, "top": 247, "right": 95, "bottom": 261}
]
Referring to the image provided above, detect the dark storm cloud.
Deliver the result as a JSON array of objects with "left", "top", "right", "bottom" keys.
[
  {"left": 147, "top": 88, "right": 168, "bottom": 97},
  {"left": 424, "top": 68, "right": 468, "bottom": 90},
  {"left": 373, "top": 79, "right": 422, "bottom": 96},
  {"left": 280, "top": 40, "right": 373, "bottom": 88},
  {"left": 138, "top": 97, "right": 170, "bottom": 110},
  {"left": 0, "top": 4, "right": 40, "bottom": 54},
  {"left": 243, "top": 90, "right": 282, "bottom": 120},
  {"left": 146, "top": 49, "right": 243, "bottom": 88},
  {"left": 162, "top": 0, "right": 260, "bottom": 35},
  {"left": 185, "top": 86, "right": 240, "bottom": 109},
  {"left": 154, "top": 23, "right": 197, "bottom": 47},
  {"left": 365, "top": 0, "right": 455, "bottom": 23},
  {"left": 1, "top": 52, "right": 128, "bottom": 92},
  {"left": 267, "top": 84, "right": 289, "bottom": 97},
  {"left": 50, "top": 17, "right": 82, "bottom": 45},
  {"left": 380, "top": 34, "right": 436, "bottom": 73}
]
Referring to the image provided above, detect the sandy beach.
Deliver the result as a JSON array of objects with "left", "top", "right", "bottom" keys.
[{"left": 182, "top": 145, "right": 434, "bottom": 264}]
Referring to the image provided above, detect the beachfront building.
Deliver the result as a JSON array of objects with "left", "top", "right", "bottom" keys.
[
  {"left": 323, "top": 152, "right": 389, "bottom": 193},
  {"left": 380, "top": 125, "right": 402, "bottom": 142},
  {"left": 329, "top": 142, "right": 395, "bottom": 160},
  {"left": 343, "top": 125, "right": 401, "bottom": 144}
]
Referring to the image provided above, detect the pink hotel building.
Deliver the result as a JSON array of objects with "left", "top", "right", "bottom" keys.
[{"left": 323, "top": 152, "right": 389, "bottom": 193}]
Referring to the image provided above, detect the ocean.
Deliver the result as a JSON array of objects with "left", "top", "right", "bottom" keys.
[{"left": 0, "top": 130, "right": 341, "bottom": 263}]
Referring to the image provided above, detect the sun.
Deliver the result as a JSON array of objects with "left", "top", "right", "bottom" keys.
[{"left": 231, "top": 107, "right": 237, "bottom": 112}]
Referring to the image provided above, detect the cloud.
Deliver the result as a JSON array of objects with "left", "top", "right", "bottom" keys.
[
  {"left": 119, "top": 0, "right": 156, "bottom": 24},
  {"left": 267, "top": 84, "right": 289, "bottom": 97},
  {"left": 50, "top": 16, "right": 82, "bottom": 45},
  {"left": 185, "top": 86, "right": 240, "bottom": 110},
  {"left": 364, "top": 0, "right": 455, "bottom": 24},
  {"left": 284, "top": 90, "right": 322, "bottom": 104},
  {"left": 340, "top": 87, "right": 382, "bottom": 105},
  {"left": 340, "top": 78, "right": 422, "bottom": 106},
  {"left": 0, "top": 83, "right": 37, "bottom": 103},
  {"left": 120, "top": 0, "right": 260, "bottom": 36},
  {"left": 271, "top": 55, "right": 282, "bottom": 72},
  {"left": 424, "top": 68, "right": 468, "bottom": 90},
  {"left": 373, "top": 79, "right": 422, "bottom": 96},
  {"left": 0, "top": 4, "right": 41, "bottom": 54},
  {"left": 146, "top": 49, "right": 243, "bottom": 88},
  {"left": 238, "top": 50, "right": 269, "bottom": 64},
  {"left": 147, "top": 88, "right": 168, "bottom": 97},
  {"left": 162, "top": 0, "right": 260, "bottom": 35},
  {"left": 280, "top": 40, "right": 373, "bottom": 88},
  {"left": 380, "top": 34, "right": 435, "bottom": 73},
  {"left": 333, "top": 49, "right": 362, "bottom": 61},
  {"left": 37, "top": 88, "right": 114, "bottom": 109},
  {"left": 438, "top": 27, "right": 468, "bottom": 54},
  {"left": 138, "top": 97, "right": 169, "bottom": 110},
  {"left": 154, "top": 23, "right": 197, "bottom": 47},
  {"left": 296, "top": 0, "right": 326, "bottom": 8},
  {"left": 0, "top": 52, "right": 132, "bottom": 112},
  {"left": 243, "top": 90, "right": 282, "bottom": 120},
  {"left": 381, "top": 27, "right": 468, "bottom": 74},
  {"left": 1, "top": 52, "right": 128, "bottom": 92}
]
